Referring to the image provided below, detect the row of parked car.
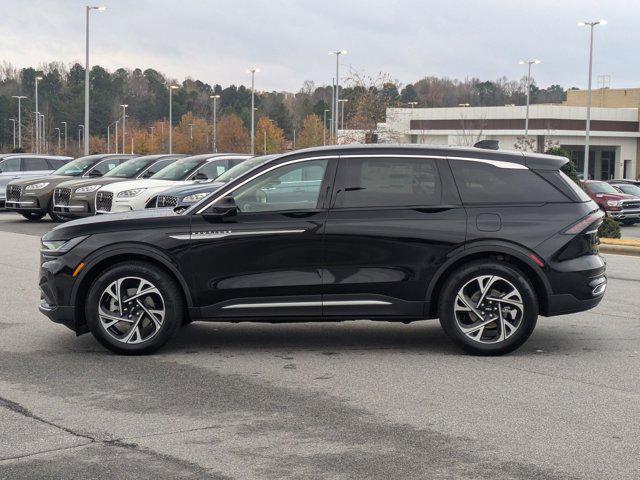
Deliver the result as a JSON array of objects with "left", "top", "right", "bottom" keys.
[
  {"left": 0, "top": 152, "right": 263, "bottom": 221},
  {"left": 1, "top": 152, "right": 639, "bottom": 224}
]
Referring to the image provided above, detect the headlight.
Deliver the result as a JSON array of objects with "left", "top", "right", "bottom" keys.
[
  {"left": 26, "top": 182, "right": 50, "bottom": 190},
  {"left": 183, "top": 193, "right": 209, "bottom": 202},
  {"left": 606, "top": 200, "right": 622, "bottom": 207},
  {"left": 75, "top": 185, "right": 101, "bottom": 194},
  {"left": 117, "top": 188, "right": 147, "bottom": 198},
  {"left": 41, "top": 236, "right": 88, "bottom": 253}
]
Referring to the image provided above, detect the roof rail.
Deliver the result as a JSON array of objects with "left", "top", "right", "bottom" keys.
[{"left": 474, "top": 140, "right": 499, "bottom": 150}]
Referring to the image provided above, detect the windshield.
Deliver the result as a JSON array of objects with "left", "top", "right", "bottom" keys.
[
  {"left": 588, "top": 182, "right": 618, "bottom": 195},
  {"left": 151, "top": 158, "right": 203, "bottom": 180},
  {"left": 616, "top": 184, "right": 640, "bottom": 196},
  {"left": 52, "top": 155, "right": 102, "bottom": 176},
  {"left": 214, "top": 155, "right": 274, "bottom": 184},
  {"left": 104, "top": 158, "right": 153, "bottom": 178}
]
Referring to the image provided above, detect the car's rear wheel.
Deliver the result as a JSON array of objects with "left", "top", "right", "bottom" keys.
[
  {"left": 438, "top": 260, "right": 538, "bottom": 355},
  {"left": 85, "top": 262, "right": 183, "bottom": 355},
  {"left": 20, "top": 211, "right": 46, "bottom": 221}
]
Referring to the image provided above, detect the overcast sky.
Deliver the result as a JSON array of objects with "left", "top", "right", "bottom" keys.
[{"left": 2, "top": 0, "right": 637, "bottom": 92}]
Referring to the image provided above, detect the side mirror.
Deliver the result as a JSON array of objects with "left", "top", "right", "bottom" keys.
[
  {"left": 193, "top": 172, "right": 208, "bottom": 181},
  {"left": 202, "top": 195, "right": 238, "bottom": 220},
  {"left": 88, "top": 169, "right": 102, "bottom": 177}
]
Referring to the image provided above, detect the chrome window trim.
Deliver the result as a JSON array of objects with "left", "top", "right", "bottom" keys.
[{"left": 194, "top": 152, "right": 528, "bottom": 214}]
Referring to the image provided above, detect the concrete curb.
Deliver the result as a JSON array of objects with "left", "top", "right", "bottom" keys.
[{"left": 599, "top": 243, "right": 640, "bottom": 256}]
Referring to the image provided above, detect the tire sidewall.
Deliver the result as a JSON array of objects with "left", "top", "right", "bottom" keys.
[
  {"left": 85, "top": 262, "right": 183, "bottom": 355},
  {"left": 438, "top": 261, "right": 538, "bottom": 355}
]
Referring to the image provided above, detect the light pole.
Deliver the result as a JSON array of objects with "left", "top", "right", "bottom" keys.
[
  {"left": 519, "top": 59, "right": 541, "bottom": 137},
  {"left": 11, "top": 96, "right": 26, "bottom": 149},
  {"left": 34, "top": 76, "right": 42, "bottom": 153},
  {"left": 338, "top": 98, "right": 348, "bottom": 130},
  {"left": 9, "top": 119, "right": 16, "bottom": 149},
  {"left": 329, "top": 50, "right": 347, "bottom": 143},
  {"left": 107, "top": 120, "right": 118, "bottom": 153},
  {"left": 578, "top": 20, "right": 606, "bottom": 180},
  {"left": 78, "top": 125, "right": 84, "bottom": 152},
  {"left": 210, "top": 94, "right": 220, "bottom": 153},
  {"left": 323, "top": 109, "right": 329, "bottom": 146},
  {"left": 247, "top": 68, "right": 260, "bottom": 154},
  {"left": 61, "top": 121, "right": 68, "bottom": 153},
  {"left": 114, "top": 120, "right": 119, "bottom": 154},
  {"left": 54, "top": 127, "right": 61, "bottom": 154},
  {"left": 168, "top": 85, "right": 178, "bottom": 153},
  {"left": 189, "top": 123, "right": 194, "bottom": 141},
  {"left": 120, "top": 104, "right": 127, "bottom": 154},
  {"left": 84, "top": 5, "right": 106, "bottom": 156},
  {"left": 40, "top": 113, "right": 45, "bottom": 153}
]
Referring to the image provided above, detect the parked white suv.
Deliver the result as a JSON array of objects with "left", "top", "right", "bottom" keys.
[{"left": 94, "top": 154, "right": 252, "bottom": 214}]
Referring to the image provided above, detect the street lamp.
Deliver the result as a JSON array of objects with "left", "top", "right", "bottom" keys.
[
  {"left": 54, "top": 127, "right": 61, "bottom": 154},
  {"left": 9, "top": 119, "right": 16, "bottom": 150},
  {"left": 84, "top": 5, "right": 106, "bottom": 156},
  {"left": 35, "top": 76, "right": 42, "bottom": 153},
  {"left": 61, "top": 121, "right": 68, "bottom": 153},
  {"left": 578, "top": 20, "right": 606, "bottom": 180},
  {"left": 329, "top": 50, "right": 347, "bottom": 143},
  {"left": 519, "top": 59, "right": 541, "bottom": 137},
  {"left": 120, "top": 104, "right": 127, "bottom": 154},
  {"left": 107, "top": 119, "right": 118, "bottom": 153},
  {"left": 323, "top": 109, "right": 330, "bottom": 146},
  {"left": 168, "top": 85, "right": 179, "bottom": 153},
  {"left": 210, "top": 94, "right": 220, "bottom": 153},
  {"left": 247, "top": 68, "right": 260, "bottom": 154},
  {"left": 11, "top": 96, "right": 27, "bottom": 148},
  {"left": 40, "top": 113, "right": 45, "bottom": 153}
]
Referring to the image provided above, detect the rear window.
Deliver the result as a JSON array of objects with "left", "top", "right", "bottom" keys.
[
  {"left": 558, "top": 171, "right": 591, "bottom": 202},
  {"left": 449, "top": 160, "right": 567, "bottom": 204}
]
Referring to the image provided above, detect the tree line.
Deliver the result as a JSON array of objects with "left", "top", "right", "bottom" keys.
[{"left": 0, "top": 61, "right": 569, "bottom": 155}]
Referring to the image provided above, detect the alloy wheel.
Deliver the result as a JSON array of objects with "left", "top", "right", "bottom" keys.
[
  {"left": 98, "top": 276, "right": 165, "bottom": 344},
  {"left": 453, "top": 275, "right": 524, "bottom": 344}
]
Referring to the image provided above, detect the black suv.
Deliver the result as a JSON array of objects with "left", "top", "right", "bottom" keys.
[{"left": 39, "top": 145, "right": 606, "bottom": 355}]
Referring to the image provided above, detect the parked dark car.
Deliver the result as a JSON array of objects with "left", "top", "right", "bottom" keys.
[
  {"left": 39, "top": 145, "right": 606, "bottom": 355},
  {"left": 5, "top": 154, "right": 135, "bottom": 221},
  {"left": 53, "top": 154, "right": 185, "bottom": 219},
  {"left": 609, "top": 182, "right": 640, "bottom": 198},
  {"left": 147, "top": 156, "right": 270, "bottom": 212},
  {"left": 582, "top": 180, "right": 640, "bottom": 224},
  {"left": 0, "top": 154, "right": 72, "bottom": 208}
]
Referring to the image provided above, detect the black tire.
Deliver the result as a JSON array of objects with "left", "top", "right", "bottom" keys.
[
  {"left": 85, "top": 261, "right": 184, "bottom": 355},
  {"left": 20, "top": 211, "right": 46, "bottom": 221},
  {"left": 47, "top": 200, "right": 66, "bottom": 223},
  {"left": 438, "top": 260, "right": 538, "bottom": 356}
]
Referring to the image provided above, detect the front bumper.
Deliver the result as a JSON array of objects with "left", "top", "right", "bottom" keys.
[
  {"left": 53, "top": 198, "right": 94, "bottom": 218},
  {"left": 5, "top": 195, "right": 44, "bottom": 212},
  {"left": 608, "top": 208, "right": 640, "bottom": 221},
  {"left": 39, "top": 253, "right": 82, "bottom": 334}
]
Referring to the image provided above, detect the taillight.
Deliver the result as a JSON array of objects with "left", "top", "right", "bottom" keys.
[{"left": 563, "top": 210, "right": 604, "bottom": 235}]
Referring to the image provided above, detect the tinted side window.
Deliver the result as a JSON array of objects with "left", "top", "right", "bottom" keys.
[
  {"left": 22, "top": 157, "right": 50, "bottom": 171},
  {"left": 0, "top": 158, "right": 21, "bottom": 172},
  {"left": 143, "top": 159, "right": 174, "bottom": 178},
  {"left": 89, "top": 160, "right": 121, "bottom": 175},
  {"left": 335, "top": 157, "right": 442, "bottom": 208},
  {"left": 449, "top": 160, "right": 567, "bottom": 204},
  {"left": 196, "top": 161, "right": 228, "bottom": 179}
]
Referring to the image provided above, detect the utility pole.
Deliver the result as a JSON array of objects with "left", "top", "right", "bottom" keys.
[
  {"left": 247, "top": 68, "right": 260, "bottom": 154},
  {"left": 35, "top": 76, "right": 42, "bottom": 153},
  {"left": 329, "top": 50, "right": 347, "bottom": 143},
  {"left": 54, "top": 127, "right": 61, "bottom": 154},
  {"left": 120, "top": 104, "right": 127, "bottom": 155},
  {"left": 210, "top": 94, "right": 220, "bottom": 153},
  {"left": 61, "top": 121, "right": 68, "bottom": 153},
  {"left": 11, "top": 96, "right": 27, "bottom": 148},
  {"left": 84, "top": 5, "right": 106, "bottom": 155},
  {"left": 9, "top": 119, "right": 16, "bottom": 150}
]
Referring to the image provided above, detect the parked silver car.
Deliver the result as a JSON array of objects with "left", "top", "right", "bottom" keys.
[{"left": 0, "top": 154, "right": 72, "bottom": 208}]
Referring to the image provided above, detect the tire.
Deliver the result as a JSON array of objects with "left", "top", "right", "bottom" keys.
[
  {"left": 20, "top": 212, "right": 46, "bottom": 221},
  {"left": 438, "top": 260, "right": 538, "bottom": 355},
  {"left": 85, "top": 262, "right": 184, "bottom": 355},
  {"left": 47, "top": 201, "right": 66, "bottom": 223}
]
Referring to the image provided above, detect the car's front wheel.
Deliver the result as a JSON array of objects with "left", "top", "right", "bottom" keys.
[
  {"left": 438, "top": 260, "right": 538, "bottom": 355},
  {"left": 85, "top": 262, "right": 184, "bottom": 355},
  {"left": 20, "top": 211, "right": 46, "bottom": 221}
]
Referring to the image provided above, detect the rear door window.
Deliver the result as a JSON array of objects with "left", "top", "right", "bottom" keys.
[
  {"left": 0, "top": 158, "right": 21, "bottom": 172},
  {"left": 22, "top": 157, "right": 50, "bottom": 171},
  {"left": 334, "top": 157, "right": 442, "bottom": 208},
  {"left": 449, "top": 160, "right": 567, "bottom": 204}
]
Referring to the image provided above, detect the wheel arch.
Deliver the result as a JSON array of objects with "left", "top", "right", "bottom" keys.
[
  {"left": 71, "top": 244, "right": 193, "bottom": 334},
  {"left": 426, "top": 242, "right": 552, "bottom": 318}
]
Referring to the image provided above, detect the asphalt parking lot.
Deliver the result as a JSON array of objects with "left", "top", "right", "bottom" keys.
[{"left": 0, "top": 212, "right": 638, "bottom": 479}]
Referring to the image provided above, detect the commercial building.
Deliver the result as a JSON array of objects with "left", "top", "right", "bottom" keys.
[{"left": 355, "top": 103, "right": 640, "bottom": 180}]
